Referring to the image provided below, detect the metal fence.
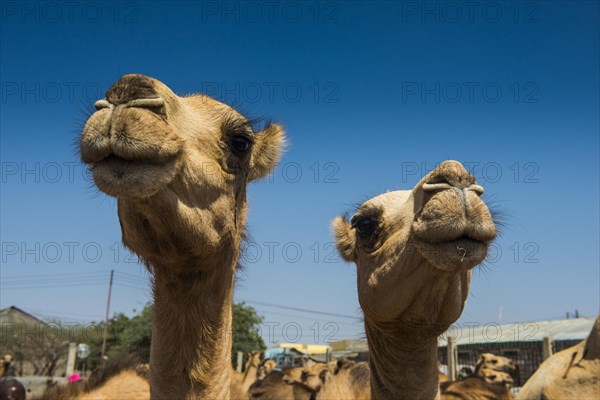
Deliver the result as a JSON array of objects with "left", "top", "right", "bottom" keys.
[{"left": 438, "top": 339, "right": 580, "bottom": 386}]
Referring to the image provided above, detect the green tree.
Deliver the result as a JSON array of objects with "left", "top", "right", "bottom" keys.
[
  {"left": 107, "top": 304, "right": 153, "bottom": 362},
  {"left": 231, "top": 302, "right": 266, "bottom": 366},
  {"left": 83, "top": 302, "right": 265, "bottom": 368}
]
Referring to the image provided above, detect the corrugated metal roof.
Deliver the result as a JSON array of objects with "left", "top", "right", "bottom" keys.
[{"left": 438, "top": 317, "right": 595, "bottom": 346}]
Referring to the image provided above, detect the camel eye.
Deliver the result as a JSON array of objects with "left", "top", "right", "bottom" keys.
[
  {"left": 231, "top": 135, "right": 252, "bottom": 156},
  {"left": 352, "top": 216, "right": 374, "bottom": 238}
]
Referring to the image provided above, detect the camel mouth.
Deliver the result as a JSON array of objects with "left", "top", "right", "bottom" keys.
[
  {"left": 91, "top": 153, "right": 179, "bottom": 198},
  {"left": 413, "top": 235, "right": 490, "bottom": 272}
]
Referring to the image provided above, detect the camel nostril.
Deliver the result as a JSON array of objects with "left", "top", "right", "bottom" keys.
[
  {"left": 94, "top": 99, "right": 111, "bottom": 110},
  {"left": 469, "top": 184, "right": 485, "bottom": 195},
  {"left": 105, "top": 74, "right": 160, "bottom": 105}
]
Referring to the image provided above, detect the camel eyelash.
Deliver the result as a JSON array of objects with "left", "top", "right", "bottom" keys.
[{"left": 221, "top": 118, "right": 255, "bottom": 140}]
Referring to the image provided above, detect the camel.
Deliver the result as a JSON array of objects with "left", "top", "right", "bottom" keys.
[
  {"left": 80, "top": 74, "right": 285, "bottom": 399},
  {"left": 440, "top": 377, "right": 513, "bottom": 400},
  {"left": 282, "top": 363, "right": 334, "bottom": 399},
  {"left": 516, "top": 314, "right": 600, "bottom": 400},
  {"left": 281, "top": 360, "right": 370, "bottom": 400},
  {"left": 315, "top": 361, "right": 371, "bottom": 400},
  {"left": 439, "top": 354, "right": 515, "bottom": 399},
  {"left": 477, "top": 369, "right": 513, "bottom": 387},
  {"left": 248, "top": 370, "right": 295, "bottom": 400},
  {"left": 332, "top": 160, "right": 497, "bottom": 400},
  {"left": 474, "top": 354, "right": 515, "bottom": 376},
  {"left": 33, "top": 356, "right": 150, "bottom": 400},
  {"left": 241, "top": 351, "right": 263, "bottom": 393},
  {"left": 258, "top": 359, "right": 278, "bottom": 380}
]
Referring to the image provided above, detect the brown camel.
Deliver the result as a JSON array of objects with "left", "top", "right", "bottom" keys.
[
  {"left": 80, "top": 74, "right": 285, "bottom": 400},
  {"left": 333, "top": 160, "right": 497, "bottom": 400},
  {"left": 516, "top": 314, "right": 600, "bottom": 400}
]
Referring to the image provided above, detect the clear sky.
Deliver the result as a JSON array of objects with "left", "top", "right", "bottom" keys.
[{"left": 1, "top": 1, "right": 599, "bottom": 346}]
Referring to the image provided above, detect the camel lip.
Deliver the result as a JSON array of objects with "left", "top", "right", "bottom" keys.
[
  {"left": 92, "top": 152, "right": 176, "bottom": 167},
  {"left": 446, "top": 235, "right": 485, "bottom": 246},
  {"left": 413, "top": 234, "right": 488, "bottom": 246},
  {"left": 90, "top": 154, "right": 179, "bottom": 198},
  {"left": 413, "top": 235, "right": 491, "bottom": 272}
]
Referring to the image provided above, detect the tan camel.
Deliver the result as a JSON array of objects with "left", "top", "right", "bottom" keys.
[
  {"left": 441, "top": 377, "right": 513, "bottom": 400},
  {"left": 80, "top": 74, "right": 285, "bottom": 400},
  {"left": 333, "top": 160, "right": 497, "bottom": 400},
  {"left": 248, "top": 369, "right": 295, "bottom": 400},
  {"left": 77, "top": 371, "right": 149, "bottom": 400},
  {"left": 33, "top": 356, "right": 150, "bottom": 400},
  {"left": 241, "top": 351, "right": 263, "bottom": 393},
  {"left": 281, "top": 360, "right": 370, "bottom": 400},
  {"left": 516, "top": 314, "right": 599, "bottom": 400},
  {"left": 316, "top": 361, "right": 371, "bottom": 400},
  {"left": 439, "top": 354, "right": 515, "bottom": 399},
  {"left": 474, "top": 354, "right": 515, "bottom": 376},
  {"left": 258, "top": 359, "right": 278, "bottom": 380},
  {"left": 282, "top": 363, "right": 334, "bottom": 399},
  {"left": 478, "top": 368, "right": 513, "bottom": 387}
]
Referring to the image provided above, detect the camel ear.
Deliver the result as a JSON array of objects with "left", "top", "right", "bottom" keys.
[
  {"left": 332, "top": 216, "right": 356, "bottom": 262},
  {"left": 249, "top": 123, "right": 286, "bottom": 181}
]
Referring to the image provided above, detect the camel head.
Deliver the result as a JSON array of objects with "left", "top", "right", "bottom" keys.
[
  {"left": 332, "top": 160, "right": 496, "bottom": 336},
  {"left": 282, "top": 362, "right": 338, "bottom": 394},
  {"left": 476, "top": 353, "right": 516, "bottom": 374},
  {"left": 479, "top": 368, "right": 514, "bottom": 387},
  {"left": 257, "top": 359, "right": 278, "bottom": 379},
  {"left": 246, "top": 351, "right": 262, "bottom": 369},
  {"left": 80, "top": 74, "right": 285, "bottom": 270}
]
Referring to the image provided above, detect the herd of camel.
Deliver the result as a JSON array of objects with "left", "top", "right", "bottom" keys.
[{"left": 9, "top": 74, "right": 600, "bottom": 400}]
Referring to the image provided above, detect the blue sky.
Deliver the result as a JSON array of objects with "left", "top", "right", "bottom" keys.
[{"left": 1, "top": 1, "right": 598, "bottom": 345}]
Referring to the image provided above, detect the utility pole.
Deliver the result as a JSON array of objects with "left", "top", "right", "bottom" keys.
[{"left": 100, "top": 270, "right": 114, "bottom": 365}]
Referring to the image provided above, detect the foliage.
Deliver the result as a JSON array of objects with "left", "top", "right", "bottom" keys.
[
  {"left": 89, "top": 302, "right": 264, "bottom": 368},
  {"left": 231, "top": 302, "right": 266, "bottom": 366},
  {"left": 0, "top": 302, "right": 265, "bottom": 375}
]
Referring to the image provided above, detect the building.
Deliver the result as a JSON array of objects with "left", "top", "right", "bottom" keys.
[
  {"left": 329, "top": 339, "right": 369, "bottom": 361},
  {"left": 264, "top": 343, "right": 332, "bottom": 366},
  {"left": 437, "top": 317, "right": 596, "bottom": 385},
  {"left": 0, "top": 306, "right": 68, "bottom": 376},
  {"left": 329, "top": 317, "right": 596, "bottom": 386}
]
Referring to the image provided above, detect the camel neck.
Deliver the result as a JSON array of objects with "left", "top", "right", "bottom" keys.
[
  {"left": 241, "top": 360, "right": 259, "bottom": 392},
  {"left": 149, "top": 262, "right": 236, "bottom": 400},
  {"left": 365, "top": 319, "right": 440, "bottom": 400}
]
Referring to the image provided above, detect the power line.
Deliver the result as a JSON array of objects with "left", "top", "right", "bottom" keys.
[
  {"left": 240, "top": 299, "right": 362, "bottom": 321},
  {"left": 259, "top": 310, "right": 361, "bottom": 327},
  {"left": 2, "top": 280, "right": 106, "bottom": 290},
  {"left": 113, "top": 274, "right": 148, "bottom": 285},
  {"left": 2, "top": 271, "right": 109, "bottom": 280},
  {"left": 2, "top": 278, "right": 107, "bottom": 284},
  {"left": 117, "top": 270, "right": 151, "bottom": 281}
]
